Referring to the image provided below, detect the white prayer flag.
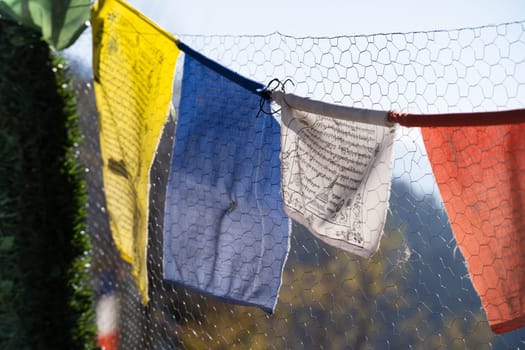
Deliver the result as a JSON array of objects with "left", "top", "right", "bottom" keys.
[{"left": 273, "top": 92, "right": 396, "bottom": 258}]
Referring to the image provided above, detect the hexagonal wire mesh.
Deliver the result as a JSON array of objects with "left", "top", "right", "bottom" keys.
[{"left": 73, "top": 20, "right": 525, "bottom": 349}]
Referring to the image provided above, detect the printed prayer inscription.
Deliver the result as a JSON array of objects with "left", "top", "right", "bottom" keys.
[
  {"left": 279, "top": 102, "right": 395, "bottom": 257},
  {"left": 92, "top": 0, "right": 179, "bottom": 303}
]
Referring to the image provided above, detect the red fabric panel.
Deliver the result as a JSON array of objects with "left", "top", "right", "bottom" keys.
[
  {"left": 97, "top": 332, "right": 118, "bottom": 350},
  {"left": 422, "top": 122, "right": 525, "bottom": 334}
]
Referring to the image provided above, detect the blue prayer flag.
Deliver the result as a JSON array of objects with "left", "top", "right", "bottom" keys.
[{"left": 163, "top": 54, "right": 290, "bottom": 312}]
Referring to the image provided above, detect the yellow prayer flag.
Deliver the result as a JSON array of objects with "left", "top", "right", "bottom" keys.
[{"left": 91, "top": 0, "right": 179, "bottom": 303}]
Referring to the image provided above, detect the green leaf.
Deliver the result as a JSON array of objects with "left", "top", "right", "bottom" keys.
[{"left": 0, "top": 0, "right": 91, "bottom": 50}]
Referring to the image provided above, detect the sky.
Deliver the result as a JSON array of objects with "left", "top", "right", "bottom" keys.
[
  {"left": 66, "top": 0, "right": 525, "bottom": 77},
  {"left": 126, "top": 0, "right": 524, "bottom": 36},
  {"left": 64, "top": 0, "right": 524, "bottom": 194},
  {"left": 67, "top": 0, "right": 525, "bottom": 69}
]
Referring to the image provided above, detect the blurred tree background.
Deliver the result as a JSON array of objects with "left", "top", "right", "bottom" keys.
[
  {"left": 141, "top": 177, "right": 507, "bottom": 349},
  {"left": 171, "top": 224, "right": 495, "bottom": 349}
]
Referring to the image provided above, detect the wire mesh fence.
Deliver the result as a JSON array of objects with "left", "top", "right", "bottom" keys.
[{"left": 71, "top": 20, "right": 525, "bottom": 349}]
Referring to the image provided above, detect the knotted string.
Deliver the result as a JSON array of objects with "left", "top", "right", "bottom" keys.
[{"left": 256, "top": 78, "right": 295, "bottom": 118}]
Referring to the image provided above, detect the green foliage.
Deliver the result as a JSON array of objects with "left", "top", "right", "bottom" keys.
[
  {"left": 0, "top": 17, "right": 95, "bottom": 349},
  {"left": 54, "top": 45, "right": 97, "bottom": 350},
  {"left": 0, "top": 0, "right": 91, "bottom": 50}
]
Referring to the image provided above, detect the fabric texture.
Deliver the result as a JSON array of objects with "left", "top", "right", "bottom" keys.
[
  {"left": 92, "top": 0, "right": 179, "bottom": 303},
  {"left": 422, "top": 123, "right": 525, "bottom": 334},
  {"left": 274, "top": 93, "right": 396, "bottom": 258},
  {"left": 163, "top": 54, "right": 290, "bottom": 313}
]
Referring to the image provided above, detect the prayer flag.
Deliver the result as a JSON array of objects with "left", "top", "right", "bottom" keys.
[
  {"left": 422, "top": 122, "right": 525, "bottom": 334},
  {"left": 91, "top": 0, "right": 179, "bottom": 303},
  {"left": 96, "top": 272, "right": 119, "bottom": 350},
  {"left": 273, "top": 92, "right": 396, "bottom": 258},
  {"left": 163, "top": 53, "right": 290, "bottom": 313}
]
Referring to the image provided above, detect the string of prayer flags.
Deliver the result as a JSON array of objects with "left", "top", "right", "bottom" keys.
[
  {"left": 95, "top": 271, "right": 119, "bottom": 350},
  {"left": 162, "top": 52, "right": 290, "bottom": 313},
  {"left": 85, "top": 0, "right": 524, "bottom": 332},
  {"left": 421, "top": 121, "right": 525, "bottom": 334},
  {"left": 273, "top": 92, "right": 396, "bottom": 258},
  {"left": 91, "top": 0, "right": 180, "bottom": 303}
]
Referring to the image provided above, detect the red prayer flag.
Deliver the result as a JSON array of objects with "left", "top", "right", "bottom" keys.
[{"left": 422, "top": 122, "right": 525, "bottom": 334}]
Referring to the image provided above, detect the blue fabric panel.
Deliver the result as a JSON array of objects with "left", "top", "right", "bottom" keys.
[{"left": 163, "top": 54, "right": 289, "bottom": 312}]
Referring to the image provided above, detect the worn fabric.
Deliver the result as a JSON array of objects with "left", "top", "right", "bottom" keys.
[
  {"left": 92, "top": 0, "right": 180, "bottom": 303},
  {"left": 422, "top": 123, "right": 525, "bottom": 334},
  {"left": 163, "top": 54, "right": 290, "bottom": 312},
  {"left": 274, "top": 93, "right": 396, "bottom": 258}
]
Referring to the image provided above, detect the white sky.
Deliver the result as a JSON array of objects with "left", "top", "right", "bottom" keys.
[
  {"left": 67, "top": 0, "right": 524, "bottom": 71},
  {"left": 127, "top": 0, "right": 524, "bottom": 36}
]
